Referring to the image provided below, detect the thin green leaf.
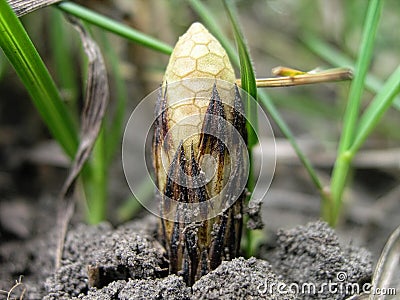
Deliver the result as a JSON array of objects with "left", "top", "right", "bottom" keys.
[
  {"left": 0, "top": 0, "right": 78, "bottom": 158},
  {"left": 350, "top": 65, "right": 400, "bottom": 154},
  {"left": 222, "top": 0, "right": 259, "bottom": 258},
  {"left": 57, "top": 2, "right": 173, "bottom": 55},
  {"left": 337, "top": 0, "right": 383, "bottom": 154},
  {"left": 86, "top": 126, "right": 107, "bottom": 224},
  {"left": 223, "top": 0, "right": 258, "bottom": 149},
  {"left": 330, "top": 0, "right": 384, "bottom": 226}
]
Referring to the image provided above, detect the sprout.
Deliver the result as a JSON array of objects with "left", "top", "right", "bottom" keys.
[{"left": 153, "top": 23, "right": 248, "bottom": 285}]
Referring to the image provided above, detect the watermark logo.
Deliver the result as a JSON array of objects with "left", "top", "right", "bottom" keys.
[{"left": 257, "top": 272, "right": 397, "bottom": 297}]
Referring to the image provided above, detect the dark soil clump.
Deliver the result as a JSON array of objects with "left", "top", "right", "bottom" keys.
[
  {"left": 192, "top": 257, "right": 296, "bottom": 299},
  {"left": 44, "top": 221, "right": 168, "bottom": 299},
  {"left": 270, "top": 221, "right": 373, "bottom": 299},
  {"left": 31, "top": 219, "right": 372, "bottom": 299}
]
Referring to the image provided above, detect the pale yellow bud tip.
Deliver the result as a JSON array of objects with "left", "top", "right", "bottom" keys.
[{"left": 164, "top": 22, "right": 235, "bottom": 84}]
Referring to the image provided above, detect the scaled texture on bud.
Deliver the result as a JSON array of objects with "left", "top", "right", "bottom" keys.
[{"left": 153, "top": 22, "right": 248, "bottom": 286}]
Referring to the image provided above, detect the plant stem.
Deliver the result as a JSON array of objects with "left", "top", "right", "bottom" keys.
[
  {"left": 223, "top": 0, "right": 259, "bottom": 256},
  {"left": 84, "top": 126, "right": 107, "bottom": 224},
  {"left": 329, "top": 0, "right": 383, "bottom": 226}
]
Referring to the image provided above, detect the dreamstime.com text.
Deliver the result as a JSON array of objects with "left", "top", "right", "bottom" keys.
[{"left": 257, "top": 272, "right": 397, "bottom": 297}]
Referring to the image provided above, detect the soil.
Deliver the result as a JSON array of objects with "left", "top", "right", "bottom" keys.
[
  {"left": 0, "top": 115, "right": 394, "bottom": 300},
  {"left": 1, "top": 210, "right": 373, "bottom": 300}
]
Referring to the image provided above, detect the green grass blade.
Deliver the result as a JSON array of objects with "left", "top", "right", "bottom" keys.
[
  {"left": 337, "top": 0, "right": 383, "bottom": 154},
  {"left": 57, "top": 2, "right": 173, "bottom": 55},
  {"left": 85, "top": 126, "right": 107, "bottom": 224},
  {"left": 222, "top": 0, "right": 259, "bottom": 258},
  {"left": 0, "top": 0, "right": 78, "bottom": 158},
  {"left": 330, "top": 0, "right": 384, "bottom": 226},
  {"left": 350, "top": 65, "right": 400, "bottom": 154},
  {"left": 302, "top": 33, "right": 400, "bottom": 110},
  {"left": 223, "top": 0, "right": 258, "bottom": 149}
]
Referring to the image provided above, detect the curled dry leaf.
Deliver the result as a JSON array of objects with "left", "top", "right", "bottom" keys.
[
  {"left": 56, "top": 16, "right": 109, "bottom": 269},
  {"left": 60, "top": 15, "right": 108, "bottom": 200},
  {"left": 8, "top": 0, "right": 62, "bottom": 17}
]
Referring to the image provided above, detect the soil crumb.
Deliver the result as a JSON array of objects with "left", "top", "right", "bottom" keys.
[
  {"left": 80, "top": 275, "right": 191, "bottom": 300},
  {"left": 192, "top": 257, "right": 296, "bottom": 299},
  {"left": 43, "top": 221, "right": 168, "bottom": 299},
  {"left": 271, "top": 221, "right": 373, "bottom": 299}
]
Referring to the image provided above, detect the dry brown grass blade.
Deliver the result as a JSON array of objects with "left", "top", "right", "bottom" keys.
[
  {"left": 8, "top": 0, "right": 62, "bottom": 17},
  {"left": 236, "top": 68, "right": 353, "bottom": 88},
  {"left": 55, "top": 16, "right": 109, "bottom": 269}
]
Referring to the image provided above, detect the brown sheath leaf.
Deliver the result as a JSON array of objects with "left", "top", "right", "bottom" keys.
[{"left": 56, "top": 16, "right": 108, "bottom": 269}]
